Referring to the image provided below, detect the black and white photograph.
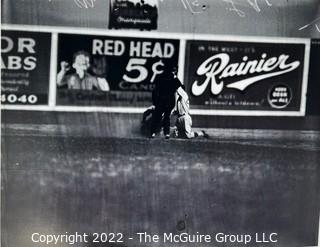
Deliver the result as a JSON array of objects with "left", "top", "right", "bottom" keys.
[{"left": 1, "top": 1, "right": 320, "bottom": 247}]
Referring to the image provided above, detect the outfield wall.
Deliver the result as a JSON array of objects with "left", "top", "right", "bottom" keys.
[
  {"left": 1, "top": 1, "right": 320, "bottom": 131},
  {"left": 2, "top": 26, "right": 319, "bottom": 117}
]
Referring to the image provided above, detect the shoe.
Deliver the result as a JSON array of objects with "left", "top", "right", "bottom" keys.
[
  {"left": 165, "top": 134, "right": 170, "bottom": 139},
  {"left": 202, "top": 130, "right": 209, "bottom": 138},
  {"left": 150, "top": 133, "right": 156, "bottom": 138}
]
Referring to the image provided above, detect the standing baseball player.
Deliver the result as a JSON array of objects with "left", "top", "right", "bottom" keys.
[
  {"left": 174, "top": 85, "right": 209, "bottom": 139},
  {"left": 150, "top": 63, "right": 182, "bottom": 139}
]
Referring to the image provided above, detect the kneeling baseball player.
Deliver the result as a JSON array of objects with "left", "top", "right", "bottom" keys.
[{"left": 173, "top": 86, "right": 209, "bottom": 139}]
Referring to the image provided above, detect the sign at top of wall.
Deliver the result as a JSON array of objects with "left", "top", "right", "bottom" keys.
[
  {"left": 1, "top": 30, "right": 51, "bottom": 105},
  {"left": 184, "top": 40, "right": 307, "bottom": 112},
  {"left": 109, "top": 0, "right": 158, "bottom": 30}
]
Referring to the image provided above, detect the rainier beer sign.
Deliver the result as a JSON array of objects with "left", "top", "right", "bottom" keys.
[
  {"left": 192, "top": 53, "right": 300, "bottom": 95},
  {"left": 184, "top": 40, "right": 308, "bottom": 113}
]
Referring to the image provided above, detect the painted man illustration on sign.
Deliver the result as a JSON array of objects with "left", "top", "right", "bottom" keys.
[{"left": 57, "top": 50, "right": 110, "bottom": 91}]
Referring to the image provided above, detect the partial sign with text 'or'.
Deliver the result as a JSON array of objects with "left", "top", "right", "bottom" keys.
[
  {"left": 184, "top": 40, "right": 308, "bottom": 114},
  {"left": 1, "top": 30, "right": 51, "bottom": 105},
  {"left": 56, "top": 33, "right": 179, "bottom": 106}
]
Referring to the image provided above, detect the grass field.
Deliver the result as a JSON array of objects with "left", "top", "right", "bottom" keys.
[{"left": 1, "top": 124, "right": 319, "bottom": 247}]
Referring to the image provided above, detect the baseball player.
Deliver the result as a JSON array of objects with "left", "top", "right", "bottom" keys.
[
  {"left": 173, "top": 86, "right": 209, "bottom": 139},
  {"left": 150, "top": 63, "right": 182, "bottom": 139}
]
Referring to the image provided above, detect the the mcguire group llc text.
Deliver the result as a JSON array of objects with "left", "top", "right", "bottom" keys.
[{"left": 31, "top": 231, "right": 278, "bottom": 245}]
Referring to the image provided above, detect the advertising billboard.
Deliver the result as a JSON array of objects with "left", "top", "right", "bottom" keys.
[
  {"left": 109, "top": 0, "right": 158, "bottom": 30},
  {"left": 306, "top": 39, "right": 320, "bottom": 115},
  {"left": 1, "top": 30, "right": 51, "bottom": 105},
  {"left": 56, "top": 33, "right": 179, "bottom": 106},
  {"left": 184, "top": 40, "right": 309, "bottom": 114}
]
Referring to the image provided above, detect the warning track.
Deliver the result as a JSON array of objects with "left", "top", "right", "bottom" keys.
[{"left": 1, "top": 124, "right": 319, "bottom": 247}]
